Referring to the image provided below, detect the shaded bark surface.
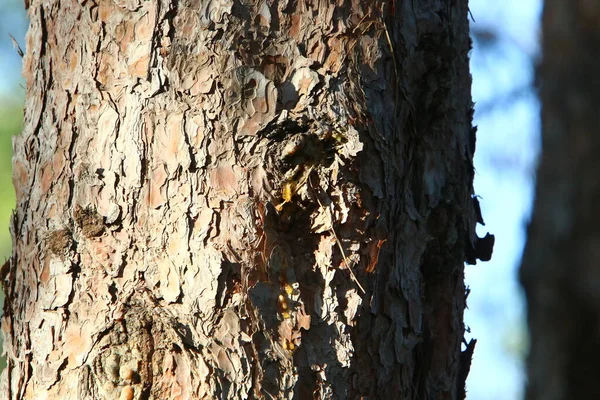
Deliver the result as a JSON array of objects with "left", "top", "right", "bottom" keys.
[
  {"left": 2, "top": 0, "right": 477, "bottom": 399},
  {"left": 521, "top": 2, "right": 600, "bottom": 399}
]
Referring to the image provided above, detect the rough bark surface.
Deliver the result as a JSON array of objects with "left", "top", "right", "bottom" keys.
[
  {"left": 521, "top": 2, "right": 600, "bottom": 399},
  {"left": 3, "top": 0, "right": 477, "bottom": 399}
]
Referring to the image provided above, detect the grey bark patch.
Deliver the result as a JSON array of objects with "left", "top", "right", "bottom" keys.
[
  {"left": 74, "top": 205, "right": 105, "bottom": 238},
  {"left": 47, "top": 228, "right": 73, "bottom": 255}
]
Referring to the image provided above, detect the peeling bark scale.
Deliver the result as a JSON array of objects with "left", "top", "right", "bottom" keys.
[{"left": 3, "top": 0, "right": 480, "bottom": 399}]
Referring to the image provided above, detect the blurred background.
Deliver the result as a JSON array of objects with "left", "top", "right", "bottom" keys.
[
  {"left": 0, "top": 1, "right": 540, "bottom": 398},
  {"left": 0, "top": 0, "right": 26, "bottom": 259},
  {"left": 465, "top": 1, "right": 541, "bottom": 398},
  {"left": 0, "top": 0, "right": 28, "bottom": 373}
]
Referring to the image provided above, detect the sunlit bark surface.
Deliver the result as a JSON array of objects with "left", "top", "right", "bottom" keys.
[
  {"left": 522, "top": 2, "right": 600, "bottom": 399},
  {"left": 2, "top": 0, "right": 476, "bottom": 398}
]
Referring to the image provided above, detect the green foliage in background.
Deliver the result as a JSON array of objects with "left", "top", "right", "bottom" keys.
[
  {"left": 1, "top": 0, "right": 28, "bottom": 376},
  {"left": 0, "top": 98, "right": 21, "bottom": 373},
  {"left": 0, "top": 100, "right": 19, "bottom": 261}
]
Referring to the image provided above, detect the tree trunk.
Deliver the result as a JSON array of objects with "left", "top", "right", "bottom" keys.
[
  {"left": 3, "top": 0, "right": 478, "bottom": 398},
  {"left": 521, "top": 1, "right": 600, "bottom": 399}
]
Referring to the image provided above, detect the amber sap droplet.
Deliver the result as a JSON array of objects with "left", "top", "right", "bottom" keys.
[
  {"left": 276, "top": 181, "right": 296, "bottom": 211},
  {"left": 119, "top": 386, "right": 134, "bottom": 400},
  {"left": 278, "top": 294, "right": 288, "bottom": 311},
  {"left": 283, "top": 339, "right": 295, "bottom": 352},
  {"left": 283, "top": 283, "right": 294, "bottom": 295},
  {"left": 278, "top": 294, "right": 292, "bottom": 319},
  {"left": 282, "top": 181, "right": 295, "bottom": 202}
]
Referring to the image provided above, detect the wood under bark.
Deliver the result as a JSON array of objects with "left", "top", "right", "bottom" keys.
[
  {"left": 521, "top": 2, "right": 600, "bottom": 399},
  {"left": 3, "top": 0, "right": 478, "bottom": 399}
]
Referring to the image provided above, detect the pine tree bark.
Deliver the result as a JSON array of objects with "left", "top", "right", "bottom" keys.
[
  {"left": 521, "top": 2, "right": 600, "bottom": 399},
  {"left": 2, "top": 0, "right": 478, "bottom": 399}
]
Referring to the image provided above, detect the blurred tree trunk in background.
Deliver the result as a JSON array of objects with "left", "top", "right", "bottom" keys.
[
  {"left": 2, "top": 0, "right": 480, "bottom": 398},
  {"left": 521, "top": 1, "right": 600, "bottom": 399}
]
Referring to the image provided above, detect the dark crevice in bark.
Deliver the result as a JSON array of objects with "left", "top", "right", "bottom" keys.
[
  {"left": 181, "top": 111, "right": 198, "bottom": 172},
  {"left": 141, "top": 314, "right": 154, "bottom": 400},
  {"left": 48, "top": 359, "right": 69, "bottom": 391},
  {"left": 413, "top": 325, "right": 433, "bottom": 400},
  {"left": 258, "top": 118, "right": 311, "bottom": 141}
]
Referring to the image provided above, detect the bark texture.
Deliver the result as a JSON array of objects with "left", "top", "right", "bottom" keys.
[
  {"left": 3, "top": 0, "right": 477, "bottom": 399},
  {"left": 521, "top": 2, "right": 600, "bottom": 399}
]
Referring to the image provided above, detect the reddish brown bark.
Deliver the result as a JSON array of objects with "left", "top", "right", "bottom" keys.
[{"left": 3, "top": 1, "right": 477, "bottom": 398}]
